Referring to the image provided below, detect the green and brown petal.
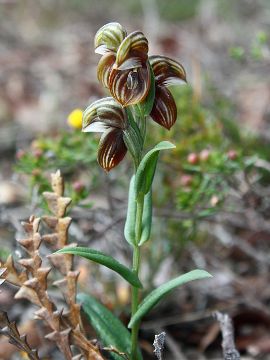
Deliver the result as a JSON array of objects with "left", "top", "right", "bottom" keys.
[
  {"left": 95, "top": 22, "right": 127, "bottom": 55},
  {"left": 109, "top": 61, "right": 151, "bottom": 106},
  {"left": 149, "top": 55, "right": 186, "bottom": 86},
  {"left": 148, "top": 55, "right": 186, "bottom": 130},
  {"left": 83, "top": 97, "right": 127, "bottom": 131},
  {"left": 115, "top": 31, "right": 149, "bottom": 70},
  {"left": 97, "top": 52, "right": 116, "bottom": 88},
  {"left": 98, "top": 127, "right": 127, "bottom": 171},
  {"left": 95, "top": 25, "right": 151, "bottom": 107},
  {"left": 150, "top": 86, "right": 177, "bottom": 130},
  {"left": 82, "top": 97, "right": 128, "bottom": 171}
]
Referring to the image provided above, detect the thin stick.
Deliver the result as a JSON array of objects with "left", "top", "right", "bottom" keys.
[{"left": 214, "top": 311, "right": 240, "bottom": 360}]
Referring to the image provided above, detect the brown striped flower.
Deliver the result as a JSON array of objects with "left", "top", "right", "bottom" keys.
[
  {"left": 95, "top": 22, "right": 151, "bottom": 106},
  {"left": 82, "top": 97, "right": 128, "bottom": 171},
  {"left": 149, "top": 56, "right": 187, "bottom": 130}
]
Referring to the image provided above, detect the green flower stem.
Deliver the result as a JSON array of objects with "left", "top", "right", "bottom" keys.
[
  {"left": 131, "top": 193, "right": 144, "bottom": 359},
  {"left": 135, "top": 104, "right": 146, "bottom": 145}
]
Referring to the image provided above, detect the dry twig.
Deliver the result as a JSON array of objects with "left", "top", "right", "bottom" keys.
[
  {"left": 0, "top": 311, "right": 40, "bottom": 360},
  {"left": 214, "top": 311, "right": 240, "bottom": 360}
]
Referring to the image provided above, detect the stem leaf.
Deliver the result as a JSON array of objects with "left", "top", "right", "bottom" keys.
[
  {"left": 139, "top": 189, "right": 152, "bottom": 246},
  {"left": 77, "top": 293, "right": 143, "bottom": 360},
  {"left": 128, "top": 269, "right": 212, "bottom": 328},
  {"left": 124, "top": 175, "right": 136, "bottom": 246},
  {"left": 134, "top": 141, "right": 175, "bottom": 198},
  {"left": 56, "top": 247, "right": 142, "bottom": 288}
]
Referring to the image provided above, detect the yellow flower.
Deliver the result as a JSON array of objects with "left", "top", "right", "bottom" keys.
[
  {"left": 20, "top": 352, "right": 30, "bottom": 359},
  {"left": 67, "top": 109, "right": 83, "bottom": 129}
]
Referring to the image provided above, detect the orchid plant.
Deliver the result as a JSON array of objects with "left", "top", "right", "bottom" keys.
[{"left": 58, "top": 23, "right": 212, "bottom": 360}]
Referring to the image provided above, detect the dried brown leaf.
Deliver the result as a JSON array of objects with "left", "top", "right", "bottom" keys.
[
  {"left": 15, "top": 285, "right": 42, "bottom": 307},
  {"left": 0, "top": 311, "right": 40, "bottom": 360},
  {"left": 46, "top": 328, "right": 73, "bottom": 360},
  {"left": 4, "top": 255, "right": 27, "bottom": 286},
  {"left": 51, "top": 170, "right": 64, "bottom": 196},
  {"left": 42, "top": 215, "right": 58, "bottom": 229}
]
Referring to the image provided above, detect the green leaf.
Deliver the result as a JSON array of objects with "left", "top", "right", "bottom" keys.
[
  {"left": 124, "top": 178, "right": 152, "bottom": 247},
  {"left": 134, "top": 141, "right": 175, "bottom": 198},
  {"left": 124, "top": 175, "right": 136, "bottom": 246},
  {"left": 139, "top": 190, "right": 152, "bottom": 246},
  {"left": 56, "top": 247, "right": 142, "bottom": 288},
  {"left": 128, "top": 269, "right": 212, "bottom": 328},
  {"left": 78, "top": 293, "right": 143, "bottom": 360}
]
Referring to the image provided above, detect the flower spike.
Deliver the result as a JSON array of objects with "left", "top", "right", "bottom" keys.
[{"left": 84, "top": 23, "right": 188, "bottom": 170}]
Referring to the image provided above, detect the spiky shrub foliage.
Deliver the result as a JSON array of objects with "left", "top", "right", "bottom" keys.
[{"left": 2, "top": 171, "right": 105, "bottom": 360}]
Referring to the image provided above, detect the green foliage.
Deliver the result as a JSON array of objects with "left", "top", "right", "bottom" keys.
[
  {"left": 57, "top": 247, "right": 142, "bottom": 288},
  {"left": 124, "top": 175, "right": 153, "bottom": 247},
  {"left": 139, "top": 190, "right": 152, "bottom": 246},
  {"left": 15, "top": 130, "right": 98, "bottom": 206},
  {"left": 176, "top": 149, "right": 244, "bottom": 216},
  {"left": 78, "top": 293, "right": 143, "bottom": 360},
  {"left": 229, "top": 46, "right": 245, "bottom": 61},
  {"left": 134, "top": 141, "right": 175, "bottom": 198},
  {"left": 128, "top": 269, "right": 212, "bottom": 328},
  {"left": 230, "top": 30, "right": 269, "bottom": 62},
  {"left": 124, "top": 175, "right": 137, "bottom": 246}
]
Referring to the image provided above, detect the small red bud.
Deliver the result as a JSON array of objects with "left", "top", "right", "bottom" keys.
[
  {"left": 227, "top": 150, "right": 237, "bottom": 160},
  {"left": 180, "top": 174, "right": 193, "bottom": 187},
  {"left": 187, "top": 153, "right": 198, "bottom": 165},
  {"left": 199, "top": 149, "right": 210, "bottom": 162},
  {"left": 72, "top": 181, "right": 85, "bottom": 193},
  {"left": 33, "top": 148, "right": 43, "bottom": 158},
  {"left": 16, "top": 149, "right": 26, "bottom": 160}
]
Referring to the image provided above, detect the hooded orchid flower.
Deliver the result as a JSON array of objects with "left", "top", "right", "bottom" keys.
[
  {"left": 82, "top": 97, "right": 143, "bottom": 172},
  {"left": 95, "top": 22, "right": 151, "bottom": 107},
  {"left": 82, "top": 97, "right": 128, "bottom": 171},
  {"left": 149, "top": 55, "right": 187, "bottom": 130}
]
